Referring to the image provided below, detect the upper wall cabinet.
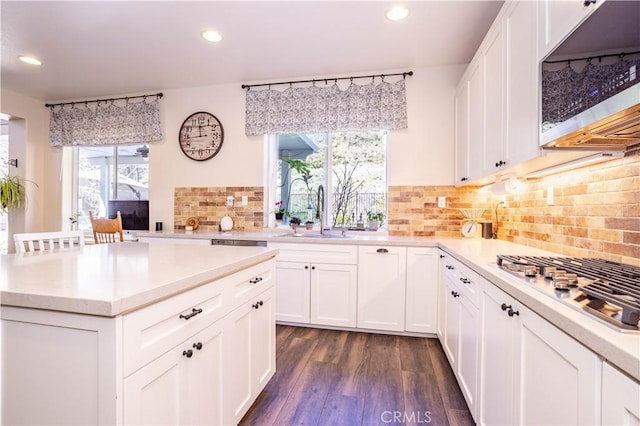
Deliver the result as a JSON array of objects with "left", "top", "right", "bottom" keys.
[
  {"left": 537, "top": 0, "right": 603, "bottom": 61},
  {"left": 455, "top": 0, "right": 541, "bottom": 186}
]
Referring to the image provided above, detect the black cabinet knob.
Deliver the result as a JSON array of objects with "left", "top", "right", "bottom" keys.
[
  {"left": 451, "top": 291, "right": 460, "bottom": 298},
  {"left": 508, "top": 308, "right": 520, "bottom": 317},
  {"left": 311, "top": 266, "right": 316, "bottom": 270},
  {"left": 193, "top": 342, "right": 203, "bottom": 350},
  {"left": 501, "top": 303, "right": 511, "bottom": 311},
  {"left": 461, "top": 177, "right": 468, "bottom": 182},
  {"left": 183, "top": 349, "right": 193, "bottom": 358},
  {"left": 439, "top": 255, "right": 445, "bottom": 259},
  {"left": 305, "top": 265, "right": 309, "bottom": 269}
]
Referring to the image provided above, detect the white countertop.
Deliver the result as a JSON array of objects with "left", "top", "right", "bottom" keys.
[
  {"left": 2, "top": 234, "right": 638, "bottom": 380},
  {"left": 0, "top": 243, "right": 277, "bottom": 317}
]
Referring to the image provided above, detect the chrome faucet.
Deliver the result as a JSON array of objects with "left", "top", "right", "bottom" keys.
[{"left": 316, "top": 184, "right": 325, "bottom": 235}]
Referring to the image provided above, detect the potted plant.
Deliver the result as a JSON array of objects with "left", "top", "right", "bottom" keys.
[
  {"left": 289, "top": 216, "right": 301, "bottom": 231},
  {"left": 273, "top": 201, "right": 286, "bottom": 221},
  {"left": 367, "top": 211, "right": 385, "bottom": 231},
  {"left": 0, "top": 173, "right": 33, "bottom": 214},
  {"left": 305, "top": 220, "right": 314, "bottom": 230}
]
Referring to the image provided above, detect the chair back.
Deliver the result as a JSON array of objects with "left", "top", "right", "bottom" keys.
[
  {"left": 13, "top": 230, "right": 86, "bottom": 253},
  {"left": 89, "top": 211, "right": 124, "bottom": 244}
]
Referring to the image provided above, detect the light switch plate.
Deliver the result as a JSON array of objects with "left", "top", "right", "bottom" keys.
[
  {"left": 438, "top": 196, "right": 446, "bottom": 208},
  {"left": 242, "top": 195, "right": 248, "bottom": 206},
  {"left": 547, "top": 186, "right": 554, "bottom": 205},
  {"left": 226, "top": 196, "right": 234, "bottom": 207}
]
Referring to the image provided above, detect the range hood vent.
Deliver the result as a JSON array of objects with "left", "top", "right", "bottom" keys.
[{"left": 541, "top": 84, "right": 640, "bottom": 152}]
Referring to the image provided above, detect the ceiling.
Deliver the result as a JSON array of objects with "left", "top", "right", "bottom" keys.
[{"left": 1, "top": 1, "right": 503, "bottom": 103}]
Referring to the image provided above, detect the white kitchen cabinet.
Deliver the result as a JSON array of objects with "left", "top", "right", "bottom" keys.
[
  {"left": 455, "top": 79, "right": 470, "bottom": 184},
  {"left": 223, "top": 287, "right": 275, "bottom": 426},
  {"left": 467, "top": 60, "right": 485, "bottom": 181},
  {"left": 479, "top": 280, "right": 601, "bottom": 425},
  {"left": 482, "top": 27, "right": 505, "bottom": 176},
  {"left": 123, "top": 320, "right": 224, "bottom": 425},
  {"left": 270, "top": 243, "right": 358, "bottom": 327},
  {"left": 274, "top": 260, "right": 311, "bottom": 323},
  {"left": 601, "top": 362, "right": 640, "bottom": 425},
  {"left": 436, "top": 251, "right": 448, "bottom": 340},
  {"left": 538, "top": 0, "right": 603, "bottom": 61},
  {"left": 357, "top": 245, "right": 407, "bottom": 332},
  {"left": 504, "top": 0, "right": 541, "bottom": 167},
  {"left": 310, "top": 262, "right": 357, "bottom": 327},
  {"left": 1, "top": 259, "right": 276, "bottom": 426},
  {"left": 405, "top": 247, "right": 439, "bottom": 333}
]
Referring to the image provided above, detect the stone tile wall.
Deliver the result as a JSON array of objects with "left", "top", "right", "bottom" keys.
[
  {"left": 387, "top": 151, "right": 639, "bottom": 266},
  {"left": 174, "top": 186, "right": 264, "bottom": 232}
]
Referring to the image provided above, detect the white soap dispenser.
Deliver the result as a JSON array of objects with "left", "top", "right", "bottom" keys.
[{"left": 220, "top": 215, "right": 233, "bottom": 232}]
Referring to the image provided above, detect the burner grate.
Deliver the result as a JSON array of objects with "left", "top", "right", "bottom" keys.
[{"left": 497, "top": 255, "right": 640, "bottom": 326}]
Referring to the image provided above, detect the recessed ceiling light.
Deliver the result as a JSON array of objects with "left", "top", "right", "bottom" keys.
[
  {"left": 202, "top": 30, "right": 223, "bottom": 43},
  {"left": 18, "top": 55, "right": 42, "bottom": 66},
  {"left": 386, "top": 5, "right": 409, "bottom": 21}
]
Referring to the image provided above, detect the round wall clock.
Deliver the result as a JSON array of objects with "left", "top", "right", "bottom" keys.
[{"left": 178, "top": 112, "right": 224, "bottom": 161}]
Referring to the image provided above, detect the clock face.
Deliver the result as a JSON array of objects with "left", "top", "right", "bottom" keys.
[
  {"left": 461, "top": 221, "right": 479, "bottom": 238},
  {"left": 178, "top": 112, "right": 224, "bottom": 161}
]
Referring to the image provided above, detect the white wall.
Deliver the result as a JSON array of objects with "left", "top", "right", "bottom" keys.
[
  {"left": 0, "top": 89, "right": 61, "bottom": 235},
  {"left": 2, "top": 64, "right": 464, "bottom": 233}
]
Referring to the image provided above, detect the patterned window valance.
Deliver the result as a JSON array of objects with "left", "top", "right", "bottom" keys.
[
  {"left": 49, "top": 97, "right": 163, "bottom": 147},
  {"left": 245, "top": 79, "right": 408, "bottom": 136}
]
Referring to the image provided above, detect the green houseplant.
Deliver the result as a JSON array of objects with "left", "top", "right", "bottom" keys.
[
  {"left": 0, "top": 174, "right": 32, "bottom": 214},
  {"left": 367, "top": 211, "right": 385, "bottom": 231}
]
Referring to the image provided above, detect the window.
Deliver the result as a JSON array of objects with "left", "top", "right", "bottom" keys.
[
  {"left": 267, "top": 131, "right": 387, "bottom": 228},
  {"left": 72, "top": 144, "right": 149, "bottom": 230}
]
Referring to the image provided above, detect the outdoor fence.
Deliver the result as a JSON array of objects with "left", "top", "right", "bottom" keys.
[{"left": 288, "top": 192, "right": 386, "bottom": 227}]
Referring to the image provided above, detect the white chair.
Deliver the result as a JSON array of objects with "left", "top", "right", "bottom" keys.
[{"left": 13, "top": 230, "right": 86, "bottom": 253}]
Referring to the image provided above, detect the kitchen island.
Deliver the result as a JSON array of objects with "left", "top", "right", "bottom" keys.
[{"left": 1, "top": 242, "right": 278, "bottom": 425}]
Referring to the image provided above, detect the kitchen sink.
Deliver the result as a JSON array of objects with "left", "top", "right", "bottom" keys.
[{"left": 275, "top": 232, "right": 355, "bottom": 239}]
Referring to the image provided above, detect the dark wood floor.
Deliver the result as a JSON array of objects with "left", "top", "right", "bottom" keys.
[{"left": 240, "top": 325, "right": 474, "bottom": 426}]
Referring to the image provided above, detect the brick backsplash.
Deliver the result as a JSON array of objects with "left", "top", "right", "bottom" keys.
[
  {"left": 174, "top": 186, "right": 264, "bottom": 231},
  {"left": 388, "top": 151, "right": 639, "bottom": 266}
]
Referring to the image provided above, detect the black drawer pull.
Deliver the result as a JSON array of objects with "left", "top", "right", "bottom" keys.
[
  {"left": 193, "top": 342, "right": 203, "bottom": 350},
  {"left": 183, "top": 349, "right": 193, "bottom": 358},
  {"left": 179, "top": 308, "right": 203, "bottom": 320},
  {"left": 501, "top": 303, "right": 511, "bottom": 312},
  {"left": 508, "top": 308, "right": 520, "bottom": 317},
  {"left": 376, "top": 248, "right": 389, "bottom": 253},
  {"left": 249, "top": 277, "right": 263, "bottom": 284},
  {"left": 460, "top": 277, "right": 471, "bottom": 284},
  {"left": 252, "top": 300, "right": 264, "bottom": 309},
  {"left": 451, "top": 291, "right": 460, "bottom": 298}
]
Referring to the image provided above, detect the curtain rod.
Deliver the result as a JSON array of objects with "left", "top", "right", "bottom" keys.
[
  {"left": 241, "top": 71, "right": 413, "bottom": 90},
  {"left": 543, "top": 50, "right": 640, "bottom": 64},
  {"left": 44, "top": 92, "right": 163, "bottom": 108}
]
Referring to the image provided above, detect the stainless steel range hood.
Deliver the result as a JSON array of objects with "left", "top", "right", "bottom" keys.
[{"left": 541, "top": 84, "right": 640, "bottom": 152}]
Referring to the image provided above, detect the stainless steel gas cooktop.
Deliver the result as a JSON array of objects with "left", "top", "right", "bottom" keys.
[{"left": 495, "top": 255, "right": 640, "bottom": 333}]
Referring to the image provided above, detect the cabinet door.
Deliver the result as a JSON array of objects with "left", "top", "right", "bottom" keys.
[
  {"left": 405, "top": 247, "right": 439, "bottom": 333},
  {"left": 538, "top": 0, "right": 600, "bottom": 60},
  {"left": 123, "top": 341, "right": 191, "bottom": 425},
  {"left": 442, "top": 276, "right": 460, "bottom": 369},
  {"left": 357, "top": 246, "right": 407, "bottom": 331},
  {"left": 224, "top": 288, "right": 275, "bottom": 425},
  {"left": 251, "top": 287, "right": 276, "bottom": 394},
  {"left": 505, "top": 0, "right": 541, "bottom": 166},
  {"left": 436, "top": 252, "right": 448, "bottom": 340},
  {"left": 274, "top": 261, "right": 310, "bottom": 323},
  {"left": 601, "top": 362, "right": 640, "bottom": 425},
  {"left": 516, "top": 305, "right": 601, "bottom": 425},
  {"left": 310, "top": 263, "right": 357, "bottom": 327},
  {"left": 190, "top": 321, "right": 225, "bottom": 426},
  {"left": 455, "top": 81, "right": 470, "bottom": 184},
  {"left": 483, "top": 27, "right": 505, "bottom": 175},
  {"left": 467, "top": 60, "right": 485, "bottom": 181},
  {"left": 223, "top": 300, "right": 253, "bottom": 425},
  {"left": 458, "top": 294, "right": 479, "bottom": 420},
  {"left": 479, "top": 282, "right": 519, "bottom": 426}
]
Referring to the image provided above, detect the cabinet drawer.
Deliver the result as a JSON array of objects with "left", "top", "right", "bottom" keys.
[
  {"left": 225, "top": 260, "right": 275, "bottom": 307},
  {"left": 123, "top": 279, "right": 227, "bottom": 377},
  {"left": 443, "top": 255, "right": 480, "bottom": 307},
  {"left": 268, "top": 243, "right": 357, "bottom": 264}
]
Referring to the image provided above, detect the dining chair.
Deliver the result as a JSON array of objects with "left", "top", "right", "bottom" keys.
[
  {"left": 13, "top": 230, "right": 86, "bottom": 253},
  {"left": 89, "top": 211, "right": 124, "bottom": 244}
]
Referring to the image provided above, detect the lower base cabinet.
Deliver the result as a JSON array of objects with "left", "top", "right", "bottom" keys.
[
  {"left": 1, "top": 259, "right": 276, "bottom": 426},
  {"left": 480, "top": 281, "right": 601, "bottom": 425},
  {"left": 123, "top": 320, "right": 225, "bottom": 425},
  {"left": 602, "top": 362, "right": 640, "bottom": 424},
  {"left": 224, "top": 287, "right": 275, "bottom": 425}
]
